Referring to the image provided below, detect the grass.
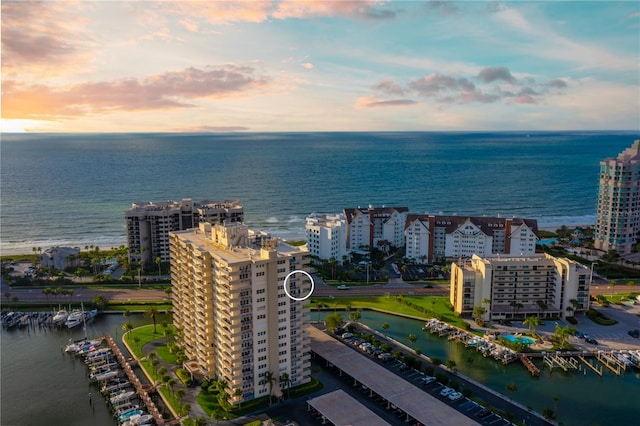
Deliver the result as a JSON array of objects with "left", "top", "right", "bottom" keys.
[
  {"left": 109, "top": 303, "right": 172, "bottom": 311},
  {"left": 586, "top": 308, "right": 618, "bottom": 326},
  {"left": 598, "top": 292, "right": 639, "bottom": 304},
  {"left": 309, "top": 294, "right": 467, "bottom": 328}
]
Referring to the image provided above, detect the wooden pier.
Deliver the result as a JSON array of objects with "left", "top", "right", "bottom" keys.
[
  {"left": 543, "top": 353, "right": 579, "bottom": 372},
  {"left": 104, "top": 336, "right": 168, "bottom": 426},
  {"left": 596, "top": 351, "right": 626, "bottom": 376},
  {"left": 578, "top": 355, "right": 603, "bottom": 376},
  {"left": 519, "top": 354, "right": 540, "bottom": 376}
]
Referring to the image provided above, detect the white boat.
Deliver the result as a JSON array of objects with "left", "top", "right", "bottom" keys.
[
  {"left": 120, "top": 414, "right": 154, "bottom": 426},
  {"left": 91, "top": 369, "right": 119, "bottom": 382},
  {"left": 65, "top": 338, "right": 102, "bottom": 353},
  {"left": 52, "top": 309, "right": 69, "bottom": 324},
  {"left": 102, "top": 380, "right": 131, "bottom": 394},
  {"left": 118, "top": 409, "right": 143, "bottom": 422},
  {"left": 110, "top": 390, "right": 135, "bottom": 404},
  {"left": 65, "top": 310, "right": 84, "bottom": 328},
  {"left": 85, "top": 309, "right": 98, "bottom": 322}
]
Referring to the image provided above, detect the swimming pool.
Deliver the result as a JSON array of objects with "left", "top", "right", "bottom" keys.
[{"left": 502, "top": 334, "right": 536, "bottom": 345}]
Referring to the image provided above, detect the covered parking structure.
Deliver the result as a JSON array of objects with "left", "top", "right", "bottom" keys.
[
  {"left": 309, "top": 327, "right": 479, "bottom": 426},
  {"left": 307, "top": 390, "right": 391, "bottom": 426}
]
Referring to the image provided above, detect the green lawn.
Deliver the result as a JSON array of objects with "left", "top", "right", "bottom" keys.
[{"left": 309, "top": 294, "right": 466, "bottom": 328}]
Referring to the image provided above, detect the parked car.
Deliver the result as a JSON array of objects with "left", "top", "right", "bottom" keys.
[
  {"left": 337, "top": 285, "right": 349, "bottom": 290},
  {"left": 585, "top": 337, "right": 598, "bottom": 345},
  {"left": 341, "top": 332, "right": 354, "bottom": 339},
  {"left": 422, "top": 376, "right": 436, "bottom": 385},
  {"left": 439, "top": 387, "right": 454, "bottom": 397},
  {"left": 476, "top": 408, "right": 492, "bottom": 418},
  {"left": 448, "top": 391, "right": 464, "bottom": 401},
  {"left": 398, "top": 363, "right": 410, "bottom": 372},
  {"left": 378, "top": 353, "right": 393, "bottom": 362}
]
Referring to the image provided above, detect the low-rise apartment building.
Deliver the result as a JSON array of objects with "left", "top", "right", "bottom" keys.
[
  {"left": 170, "top": 222, "right": 311, "bottom": 404},
  {"left": 344, "top": 205, "right": 408, "bottom": 250},
  {"left": 126, "top": 199, "right": 243, "bottom": 267},
  {"left": 450, "top": 253, "right": 591, "bottom": 321},
  {"left": 405, "top": 215, "right": 538, "bottom": 262}
]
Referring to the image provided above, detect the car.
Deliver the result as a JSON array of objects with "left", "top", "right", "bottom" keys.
[
  {"left": 476, "top": 408, "right": 492, "bottom": 418},
  {"left": 341, "top": 332, "right": 354, "bottom": 339},
  {"left": 351, "top": 339, "right": 362, "bottom": 346},
  {"left": 398, "top": 363, "right": 410, "bottom": 372},
  {"left": 422, "top": 375, "right": 436, "bottom": 385},
  {"left": 439, "top": 387, "right": 454, "bottom": 397},
  {"left": 585, "top": 337, "right": 598, "bottom": 345},
  {"left": 447, "top": 391, "right": 464, "bottom": 401},
  {"left": 628, "top": 329, "right": 640, "bottom": 338},
  {"left": 378, "top": 353, "right": 393, "bottom": 362},
  {"left": 337, "top": 285, "right": 349, "bottom": 290}
]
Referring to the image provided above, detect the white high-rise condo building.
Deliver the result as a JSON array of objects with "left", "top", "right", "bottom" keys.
[
  {"left": 170, "top": 222, "right": 311, "bottom": 404},
  {"left": 305, "top": 213, "right": 347, "bottom": 263},
  {"left": 595, "top": 140, "right": 640, "bottom": 255},
  {"left": 450, "top": 253, "right": 590, "bottom": 321},
  {"left": 126, "top": 199, "right": 243, "bottom": 266},
  {"left": 404, "top": 215, "right": 538, "bottom": 263},
  {"left": 344, "top": 206, "right": 408, "bottom": 250}
]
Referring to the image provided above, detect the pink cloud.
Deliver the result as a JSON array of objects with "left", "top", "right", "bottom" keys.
[
  {"left": 301, "top": 62, "right": 314, "bottom": 69},
  {"left": 355, "top": 96, "right": 417, "bottom": 109},
  {"left": 2, "top": 65, "right": 270, "bottom": 120},
  {"left": 1, "top": 1, "right": 95, "bottom": 77}
]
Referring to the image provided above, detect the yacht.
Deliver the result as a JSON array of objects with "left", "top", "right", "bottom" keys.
[
  {"left": 52, "top": 309, "right": 69, "bottom": 324},
  {"left": 65, "top": 310, "right": 84, "bottom": 328}
]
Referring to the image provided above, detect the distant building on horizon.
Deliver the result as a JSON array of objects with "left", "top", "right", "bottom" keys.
[
  {"left": 170, "top": 222, "right": 311, "bottom": 404},
  {"left": 305, "top": 213, "right": 347, "bottom": 263},
  {"left": 450, "top": 253, "right": 590, "bottom": 321},
  {"left": 594, "top": 140, "right": 640, "bottom": 255},
  {"left": 404, "top": 215, "right": 538, "bottom": 263},
  {"left": 125, "top": 199, "right": 243, "bottom": 267}
]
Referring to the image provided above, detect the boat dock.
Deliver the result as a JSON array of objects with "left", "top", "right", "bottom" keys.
[
  {"left": 543, "top": 353, "right": 579, "bottom": 372},
  {"left": 578, "top": 355, "right": 603, "bottom": 376},
  {"left": 596, "top": 351, "right": 627, "bottom": 376},
  {"left": 103, "top": 336, "right": 168, "bottom": 425},
  {"left": 519, "top": 354, "right": 540, "bottom": 376}
]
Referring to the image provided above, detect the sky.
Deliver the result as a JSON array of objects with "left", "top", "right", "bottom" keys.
[{"left": 1, "top": 0, "right": 639, "bottom": 133}]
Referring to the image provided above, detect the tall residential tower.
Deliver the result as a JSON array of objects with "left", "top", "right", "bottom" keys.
[
  {"left": 595, "top": 141, "right": 640, "bottom": 255},
  {"left": 170, "top": 222, "right": 311, "bottom": 404}
]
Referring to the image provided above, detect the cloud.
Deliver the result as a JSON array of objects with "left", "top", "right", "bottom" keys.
[
  {"left": 408, "top": 73, "right": 476, "bottom": 96},
  {"left": 547, "top": 79, "right": 568, "bottom": 89},
  {"left": 2, "top": 65, "right": 270, "bottom": 120},
  {"left": 425, "top": 1, "right": 460, "bottom": 17},
  {"left": 372, "top": 80, "right": 406, "bottom": 96},
  {"left": 171, "top": 125, "right": 249, "bottom": 132},
  {"left": 301, "top": 63, "right": 314, "bottom": 70},
  {"left": 356, "top": 97, "right": 418, "bottom": 109},
  {"left": 478, "top": 66, "right": 516, "bottom": 84},
  {"left": 1, "top": 1, "right": 95, "bottom": 77},
  {"left": 271, "top": 1, "right": 397, "bottom": 21}
]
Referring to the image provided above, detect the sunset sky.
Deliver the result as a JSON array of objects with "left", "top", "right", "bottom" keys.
[{"left": 2, "top": 1, "right": 639, "bottom": 133}]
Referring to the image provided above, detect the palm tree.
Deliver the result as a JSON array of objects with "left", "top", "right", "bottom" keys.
[
  {"left": 122, "top": 321, "right": 134, "bottom": 336},
  {"left": 510, "top": 301, "right": 523, "bottom": 319},
  {"left": 157, "top": 366, "right": 168, "bottom": 384},
  {"left": 164, "top": 286, "right": 172, "bottom": 301},
  {"left": 608, "top": 280, "right": 617, "bottom": 296},
  {"left": 167, "top": 378, "right": 177, "bottom": 394},
  {"left": 42, "top": 287, "right": 52, "bottom": 304},
  {"left": 155, "top": 256, "right": 162, "bottom": 276},
  {"left": 536, "top": 299, "right": 548, "bottom": 318},
  {"left": 523, "top": 316, "right": 540, "bottom": 336},
  {"left": 233, "top": 388, "right": 243, "bottom": 408},
  {"left": 259, "top": 371, "right": 276, "bottom": 405},
  {"left": 473, "top": 306, "right": 486, "bottom": 326},
  {"left": 349, "top": 309, "right": 361, "bottom": 323},
  {"left": 506, "top": 383, "right": 518, "bottom": 399},
  {"left": 408, "top": 333, "right": 417, "bottom": 347},
  {"left": 381, "top": 322, "right": 390, "bottom": 332},
  {"left": 280, "top": 372, "right": 292, "bottom": 399},
  {"left": 146, "top": 308, "right": 159, "bottom": 333},
  {"left": 175, "top": 388, "right": 186, "bottom": 401}
]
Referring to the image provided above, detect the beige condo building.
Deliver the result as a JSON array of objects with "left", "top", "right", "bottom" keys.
[
  {"left": 450, "top": 253, "right": 590, "bottom": 321},
  {"left": 594, "top": 140, "right": 640, "bottom": 255},
  {"left": 170, "top": 222, "right": 311, "bottom": 403}
]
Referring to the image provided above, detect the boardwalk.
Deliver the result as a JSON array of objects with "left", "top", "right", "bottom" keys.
[{"left": 104, "top": 336, "right": 168, "bottom": 425}]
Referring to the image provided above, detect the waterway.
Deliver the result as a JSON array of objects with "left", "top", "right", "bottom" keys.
[
  {"left": 357, "top": 310, "right": 640, "bottom": 426},
  {"left": 0, "top": 313, "right": 169, "bottom": 426}
]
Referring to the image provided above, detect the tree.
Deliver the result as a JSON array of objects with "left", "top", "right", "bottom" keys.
[
  {"left": 324, "top": 312, "right": 343, "bottom": 332},
  {"left": 259, "top": 371, "right": 276, "bottom": 405},
  {"left": 408, "top": 333, "right": 417, "bottom": 347},
  {"left": 167, "top": 378, "right": 177, "bottom": 393},
  {"left": 445, "top": 359, "right": 457, "bottom": 371},
  {"left": 473, "top": 306, "right": 486, "bottom": 326},
  {"left": 155, "top": 256, "right": 162, "bottom": 276},
  {"left": 133, "top": 335, "right": 141, "bottom": 351},
  {"left": 280, "top": 372, "right": 292, "bottom": 399},
  {"left": 233, "top": 388, "right": 243, "bottom": 408},
  {"left": 510, "top": 301, "right": 523, "bottom": 319},
  {"left": 553, "top": 324, "right": 571, "bottom": 349},
  {"left": 164, "top": 286, "right": 172, "bottom": 301},
  {"left": 542, "top": 408, "right": 556, "bottom": 420},
  {"left": 536, "top": 299, "right": 548, "bottom": 317},
  {"left": 146, "top": 308, "right": 159, "bottom": 333},
  {"left": 608, "top": 280, "right": 617, "bottom": 296},
  {"left": 381, "top": 322, "right": 390, "bottom": 332},
  {"left": 92, "top": 294, "right": 108, "bottom": 310},
  {"left": 523, "top": 316, "right": 540, "bottom": 336},
  {"left": 179, "top": 402, "right": 191, "bottom": 417},
  {"left": 349, "top": 309, "right": 361, "bottom": 323},
  {"left": 176, "top": 388, "right": 186, "bottom": 401},
  {"left": 122, "top": 321, "right": 134, "bottom": 336},
  {"left": 506, "top": 383, "right": 518, "bottom": 399},
  {"left": 157, "top": 366, "right": 168, "bottom": 384}
]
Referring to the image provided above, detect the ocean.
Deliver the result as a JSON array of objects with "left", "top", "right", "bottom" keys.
[{"left": 1, "top": 131, "right": 638, "bottom": 254}]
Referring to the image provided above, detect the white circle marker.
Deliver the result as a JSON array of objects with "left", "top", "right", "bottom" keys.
[{"left": 283, "top": 270, "right": 315, "bottom": 301}]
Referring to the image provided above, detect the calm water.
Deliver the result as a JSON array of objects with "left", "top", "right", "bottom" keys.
[
  {"left": 0, "top": 313, "right": 168, "bottom": 426},
  {"left": 358, "top": 310, "right": 640, "bottom": 426},
  {"left": 2, "top": 131, "right": 638, "bottom": 253}
]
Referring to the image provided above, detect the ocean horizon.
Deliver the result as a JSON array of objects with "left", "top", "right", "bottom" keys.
[{"left": 1, "top": 130, "right": 638, "bottom": 254}]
